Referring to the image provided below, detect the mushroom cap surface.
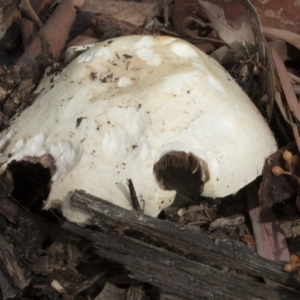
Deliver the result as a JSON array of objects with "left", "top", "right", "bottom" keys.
[{"left": 0, "top": 35, "right": 277, "bottom": 223}]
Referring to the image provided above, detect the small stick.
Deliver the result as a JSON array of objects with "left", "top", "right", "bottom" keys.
[{"left": 127, "top": 179, "right": 142, "bottom": 213}]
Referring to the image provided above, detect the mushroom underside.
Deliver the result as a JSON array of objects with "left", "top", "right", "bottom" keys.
[{"left": 153, "top": 151, "right": 205, "bottom": 200}]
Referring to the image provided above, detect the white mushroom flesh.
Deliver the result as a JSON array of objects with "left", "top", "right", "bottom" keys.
[{"left": 0, "top": 35, "right": 277, "bottom": 223}]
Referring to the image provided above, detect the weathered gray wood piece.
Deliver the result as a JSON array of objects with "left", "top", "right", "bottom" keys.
[{"left": 65, "top": 190, "right": 300, "bottom": 299}]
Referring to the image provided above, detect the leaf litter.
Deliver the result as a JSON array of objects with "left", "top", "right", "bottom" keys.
[{"left": 1, "top": 0, "right": 300, "bottom": 299}]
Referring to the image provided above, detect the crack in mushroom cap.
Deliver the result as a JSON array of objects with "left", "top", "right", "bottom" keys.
[{"left": 0, "top": 35, "right": 277, "bottom": 224}]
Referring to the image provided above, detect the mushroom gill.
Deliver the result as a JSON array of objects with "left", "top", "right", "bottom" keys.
[{"left": 153, "top": 151, "right": 209, "bottom": 200}]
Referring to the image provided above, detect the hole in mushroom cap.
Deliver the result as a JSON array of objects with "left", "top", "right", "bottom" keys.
[
  {"left": 6, "top": 159, "right": 52, "bottom": 214},
  {"left": 153, "top": 151, "right": 209, "bottom": 200},
  {"left": 21, "top": 154, "right": 57, "bottom": 176}
]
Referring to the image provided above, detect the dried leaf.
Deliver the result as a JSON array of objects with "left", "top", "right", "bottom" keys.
[
  {"left": 279, "top": 216, "right": 300, "bottom": 239},
  {"left": 269, "top": 46, "right": 300, "bottom": 150},
  {"left": 251, "top": 0, "right": 300, "bottom": 35},
  {"left": 209, "top": 215, "right": 245, "bottom": 231},
  {"left": 266, "top": 40, "right": 300, "bottom": 123},
  {"left": 198, "top": 0, "right": 255, "bottom": 45},
  {"left": 274, "top": 88, "right": 293, "bottom": 125},
  {"left": 240, "top": 0, "right": 276, "bottom": 120},
  {"left": 263, "top": 27, "right": 300, "bottom": 50},
  {"left": 126, "top": 285, "right": 145, "bottom": 300},
  {"left": 2, "top": 1, "right": 20, "bottom": 31},
  {"left": 180, "top": 15, "right": 225, "bottom": 46},
  {"left": 268, "top": 40, "right": 300, "bottom": 62},
  {"left": 83, "top": 0, "right": 160, "bottom": 26},
  {"left": 289, "top": 72, "right": 300, "bottom": 85},
  {"left": 91, "top": 15, "right": 136, "bottom": 42},
  {"left": 171, "top": 0, "right": 200, "bottom": 35},
  {"left": 94, "top": 282, "right": 126, "bottom": 300}
]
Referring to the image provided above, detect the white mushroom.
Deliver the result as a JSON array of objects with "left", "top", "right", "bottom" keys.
[{"left": 0, "top": 35, "right": 277, "bottom": 223}]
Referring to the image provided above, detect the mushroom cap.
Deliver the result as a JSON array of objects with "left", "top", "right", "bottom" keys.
[{"left": 0, "top": 35, "right": 277, "bottom": 223}]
